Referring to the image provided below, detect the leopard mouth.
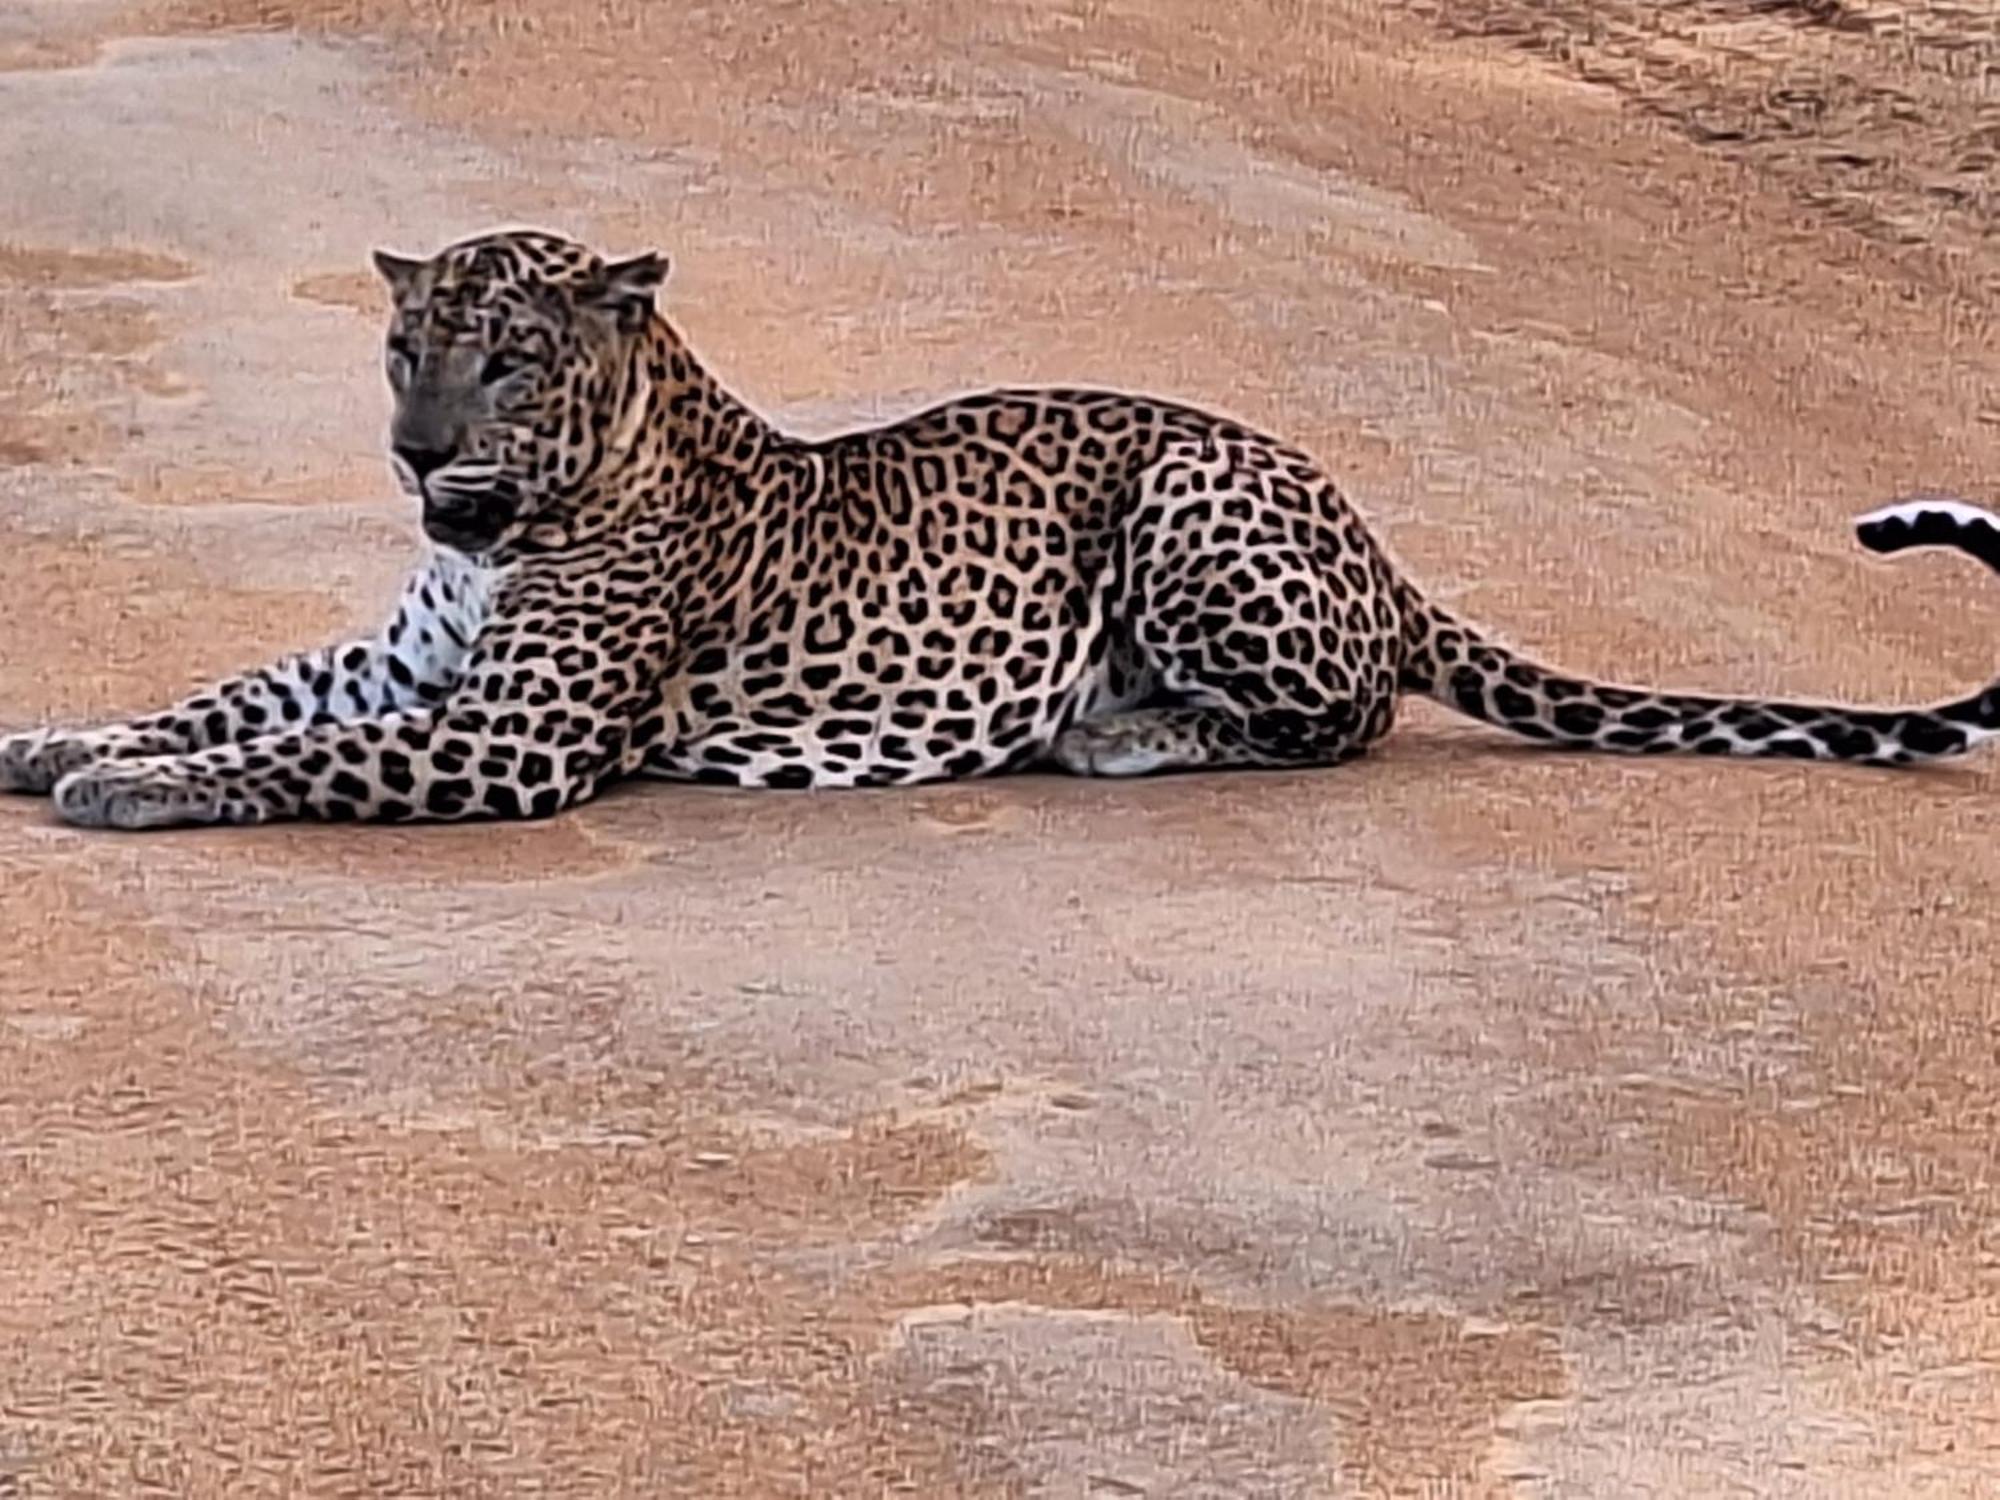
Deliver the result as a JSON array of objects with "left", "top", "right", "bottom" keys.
[
  {"left": 421, "top": 513, "right": 500, "bottom": 553},
  {"left": 420, "top": 491, "right": 513, "bottom": 553}
]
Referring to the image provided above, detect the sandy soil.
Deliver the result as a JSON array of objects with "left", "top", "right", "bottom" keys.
[{"left": 2, "top": 1, "right": 1997, "bottom": 1494}]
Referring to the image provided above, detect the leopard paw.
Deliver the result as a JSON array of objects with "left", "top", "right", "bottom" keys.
[
  {"left": 52, "top": 759, "right": 240, "bottom": 831},
  {"left": 1050, "top": 719, "right": 1180, "bottom": 778},
  {"left": 0, "top": 729, "right": 104, "bottom": 796}
]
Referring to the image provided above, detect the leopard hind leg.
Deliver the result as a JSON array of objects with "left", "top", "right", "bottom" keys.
[
  {"left": 1051, "top": 447, "right": 1400, "bottom": 778},
  {"left": 1051, "top": 703, "right": 1368, "bottom": 777}
]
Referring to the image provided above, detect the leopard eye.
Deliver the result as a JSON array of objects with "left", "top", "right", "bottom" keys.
[{"left": 480, "top": 349, "right": 530, "bottom": 385}]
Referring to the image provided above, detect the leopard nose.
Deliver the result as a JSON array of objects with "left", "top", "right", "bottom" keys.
[{"left": 394, "top": 443, "right": 455, "bottom": 480}]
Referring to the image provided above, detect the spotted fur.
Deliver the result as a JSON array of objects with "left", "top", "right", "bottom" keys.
[{"left": 4, "top": 231, "right": 1997, "bottom": 829}]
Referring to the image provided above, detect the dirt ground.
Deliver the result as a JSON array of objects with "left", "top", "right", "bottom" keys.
[{"left": 2, "top": 0, "right": 1997, "bottom": 1494}]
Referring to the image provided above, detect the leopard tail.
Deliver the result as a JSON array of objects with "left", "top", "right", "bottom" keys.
[{"left": 1391, "top": 498, "right": 2000, "bottom": 766}]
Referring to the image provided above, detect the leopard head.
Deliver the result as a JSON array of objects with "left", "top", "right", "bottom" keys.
[{"left": 371, "top": 228, "right": 666, "bottom": 555}]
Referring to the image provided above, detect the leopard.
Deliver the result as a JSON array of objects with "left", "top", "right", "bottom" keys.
[{"left": 3, "top": 227, "right": 1997, "bottom": 831}]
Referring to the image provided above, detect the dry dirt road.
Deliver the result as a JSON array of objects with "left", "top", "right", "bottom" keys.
[{"left": 2, "top": 1, "right": 1997, "bottom": 1495}]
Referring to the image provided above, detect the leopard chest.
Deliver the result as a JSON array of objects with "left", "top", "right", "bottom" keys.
[{"left": 388, "top": 550, "right": 504, "bottom": 699}]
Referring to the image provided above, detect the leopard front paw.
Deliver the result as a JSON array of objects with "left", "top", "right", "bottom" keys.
[
  {"left": 52, "top": 759, "right": 247, "bottom": 831},
  {"left": 0, "top": 729, "right": 107, "bottom": 796}
]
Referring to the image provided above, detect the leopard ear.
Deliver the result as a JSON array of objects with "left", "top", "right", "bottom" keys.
[
  {"left": 371, "top": 249, "right": 423, "bottom": 297},
  {"left": 585, "top": 252, "right": 668, "bottom": 330}
]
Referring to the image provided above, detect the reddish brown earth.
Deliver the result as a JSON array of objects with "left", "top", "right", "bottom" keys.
[{"left": 2, "top": 1, "right": 1996, "bottom": 1493}]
